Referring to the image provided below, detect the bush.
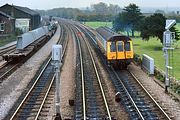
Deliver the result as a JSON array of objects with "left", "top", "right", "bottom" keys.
[
  {"left": 133, "top": 53, "right": 142, "bottom": 65},
  {"left": 15, "top": 28, "right": 23, "bottom": 36}
]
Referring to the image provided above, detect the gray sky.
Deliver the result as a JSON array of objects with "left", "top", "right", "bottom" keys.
[{"left": 0, "top": 0, "right": 180, "bottom": 10}]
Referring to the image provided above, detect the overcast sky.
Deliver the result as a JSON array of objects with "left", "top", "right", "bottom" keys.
[{"left": 0, "top": 0, "right": 180, "bottom": 10}]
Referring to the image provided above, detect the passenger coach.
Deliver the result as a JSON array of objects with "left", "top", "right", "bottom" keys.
[{"left": 96, "top": 27, "right": 134, "bottom": 68}]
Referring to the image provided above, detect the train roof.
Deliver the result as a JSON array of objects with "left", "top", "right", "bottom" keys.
[{"left": 96, "top": 27, "right": 131, "bottom": 42}]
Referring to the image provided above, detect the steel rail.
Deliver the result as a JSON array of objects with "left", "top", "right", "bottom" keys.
[
  {"left": 128, "top": 70, "right": 171, "bottom": 120},
  {"left": 9, "top": 24, "right": 64, "bottom": 120},
  {"left": 34, "top": 23, "right": 70, "bottom": 119},
  {"left": 61, "top": 24, "right": 69, "bottom": 59},
  {"left": 0, "top": 44, "right": 16, "bottom": 55},
  {"left": 10, "top": 56, "right": 52, "bottom": 120},
  {"left": 84, "top": 34, "right": 112, "bottom": 120},
  {"left": 0, "top": 63, "right": 19, "bottom": 83},
  {"left": 32, "top": 23, "right": 69, "bottom": 119},
  {"left": 76, "top": 29, "right": 86, "bottom": 120},
  {"left": 75, "top": 23, "right": 145, "bottom": 119},
  {"left": 76, "top": 25, "right": 112, "bottom": 119},
  {"left": 111, "top": 67, "right": 145, "bottom": 120},
  {"left": 74, "top": 25, "right": 112, "bottom": 119},
  {"left": 0, "top": 61, "right": 8, "bottom": 69},
  {"left": 75, "top": 22, "right": 168, "bottom": 120},
  {"left": 34, "top": 75, "right": 55, "bottom": 120}
]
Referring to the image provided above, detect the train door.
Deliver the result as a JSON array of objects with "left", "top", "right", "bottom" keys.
[
  {"left": 116, "top": 41, "right": 125, "bottom": 59},
  {"left": 107, "top": 41, "right": 116, "bottom": 60},
  {"left": 124, "top": 41, "right": 133, "bottom": 59}
]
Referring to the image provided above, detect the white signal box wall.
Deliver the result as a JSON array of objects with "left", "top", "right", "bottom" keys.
[{"left": 52, "top": 45, "right": 62, "bottom": 61}]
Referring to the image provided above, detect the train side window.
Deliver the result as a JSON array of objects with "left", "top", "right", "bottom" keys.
[
  {"left": 117, "top": 41, "right": 123, "bottom": 52},
  {"left": 125, "top": 42, "right": 131, "bottom": 51},
  {"left": 110, "top": 42, "right": 116, "bottom": 52}
]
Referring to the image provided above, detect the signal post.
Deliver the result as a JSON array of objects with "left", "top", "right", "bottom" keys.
[
  {"left": 163, "top": 19, "right": 176, "bottom": 92},
  {"left": 52, "top": 45, "right": 62, "bottom": 120}
]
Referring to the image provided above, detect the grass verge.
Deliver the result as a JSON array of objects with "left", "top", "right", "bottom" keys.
[
  {"left": 0, "top": 35, "right": 16, "bottom": 47},
  {"left": 84, "top": 21, "right": 112, "bottom": 29},
  {"left": 133, "top": 37, "right": 180, "bottom": 80}
]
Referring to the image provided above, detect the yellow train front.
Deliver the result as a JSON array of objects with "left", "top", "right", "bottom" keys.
[{"left": 96, "top": 27, "right": 134, "bottom": 68}]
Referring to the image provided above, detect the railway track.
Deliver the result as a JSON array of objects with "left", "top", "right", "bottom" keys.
[
  {"left": 0, "top": 62, "right": 19, "bottom": 84},
  {"left": 72, "top": 25, "right": 112, "bottom": 119},
  {"left": 77, "top": 23, "right": 172, "bottom": 120},
  {"left": 0, "top": 43, "right": 17, "bottom": 83},
  {"left": 5, "top": 23, "right": 70, "bottom": 120},
  {"left": 109, "top": 67, "right": 169, "bottom": 120},
  {"left": 127, "top": 69, "right": 172, "bottom": 119},
  {"left": 9, "top": 57, "right": 55, "bottom": 119},
  {"left": 0, "top": 43, "right": 16, "bottom": 56}
]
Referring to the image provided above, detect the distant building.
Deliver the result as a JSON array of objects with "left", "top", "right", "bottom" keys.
[
  {"left": 0, "top": 11, "right": 15, "bottom": 34},
  {"left": 0, "top": 4, "right": 41, "bottom": 31}
]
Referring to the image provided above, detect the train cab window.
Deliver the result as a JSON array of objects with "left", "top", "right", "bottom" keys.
[
  {"left": 117, "top": 41, "right": 123, "bottom": 52},
  {"left": 125, "top": 42, "right": 131, "bottom": 51},
  {"left": 110, "top": 42, "right": 116, "bottom": 52}
]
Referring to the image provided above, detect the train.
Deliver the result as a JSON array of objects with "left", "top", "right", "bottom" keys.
[
  {"left": 2, "top": 23, "right": 57, "bottom": 62},
  {"left": 96, "top": 27, "right": 134, "bottom": 68}
]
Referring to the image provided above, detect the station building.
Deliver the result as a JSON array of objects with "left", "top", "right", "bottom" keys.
[
  {"left": 0, "top": 11, "right": 15, "bottom": 35},
  {"left": 0, "top": 4, "right": 41, "bottom": 32}
]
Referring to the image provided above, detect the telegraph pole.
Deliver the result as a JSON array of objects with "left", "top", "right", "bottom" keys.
[
  {"left": 163, "top": 20, "right": 176, "bottom": 93},
  {"left": 52, "top": 45, "right": 62, "bottom": 120}
]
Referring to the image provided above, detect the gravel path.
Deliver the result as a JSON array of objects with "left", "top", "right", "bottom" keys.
[
  {"left": 0, "top": 25, "right": 60, "bottom": 119},
  {"left": 59, "top": 29, "right": 76, "bottom": 119},
  {"left": 128, "top": 63, "right": 180, "bottom": 120}
]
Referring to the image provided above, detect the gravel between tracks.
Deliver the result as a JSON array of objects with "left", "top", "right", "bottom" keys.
[
  {"left": 0, "top": 26, "right": 60, "bottom": 119},
  {"left": 128, "top": 63, "right": 180, "bottom": 120},
  {"left": 59, "top": 30, "right": 76, "bottom": 119}
]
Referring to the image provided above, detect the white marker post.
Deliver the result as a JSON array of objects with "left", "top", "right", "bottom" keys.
[
  {"left": 52, "top": 45, "right": 62, "bottom": 120},
  {"left": 163, "top": 19, "right": 176, "bottom": 92}
]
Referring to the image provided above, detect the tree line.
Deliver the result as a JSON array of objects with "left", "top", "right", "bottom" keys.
[
  {"left": 36, "top": 2, "right": 180, "bottom": 43},
  {"left": 36, "top": 2, "right": 122, "bottom": 21},
  {"left": 113, "top": 3, "right": 180, "bottom": 43}
]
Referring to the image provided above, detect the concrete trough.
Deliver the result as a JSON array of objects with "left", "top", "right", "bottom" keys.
[{"left": 142, "top": 54, "right": 154, "bottom": 75}]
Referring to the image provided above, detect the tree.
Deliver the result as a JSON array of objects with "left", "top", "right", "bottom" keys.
[
  {"left": 108, "top": 4, "right": 122, "bottom": 15},
  {"left": 113, "top": 13, "right": 131, "bottom": 36},
  {"left": 91, "top": 2, "right": 108, "bottom": 15},
  {"left": 140, "top": 13, "right": 180, "bottom": 43},
  {"left": 113, "top": 4, "right": 143, "bottom": 37}
]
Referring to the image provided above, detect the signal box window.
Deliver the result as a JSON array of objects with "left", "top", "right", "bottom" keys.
[
  {"left": 125, "top": 42, "right": 131, "bottom": 51},
  {"left": 110, "top": 42, "right": 116, "bottom": 52},
  {"left": 117, "top": 42, "right": 123, "bottom": 52}
]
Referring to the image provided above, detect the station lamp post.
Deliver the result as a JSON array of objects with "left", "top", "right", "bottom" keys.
[
  {"left": 52, "top": 45, "right": 62, "bottom": 120},
  {"left": 163, "top": 19, "right": 176, "bottom": 92}
]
